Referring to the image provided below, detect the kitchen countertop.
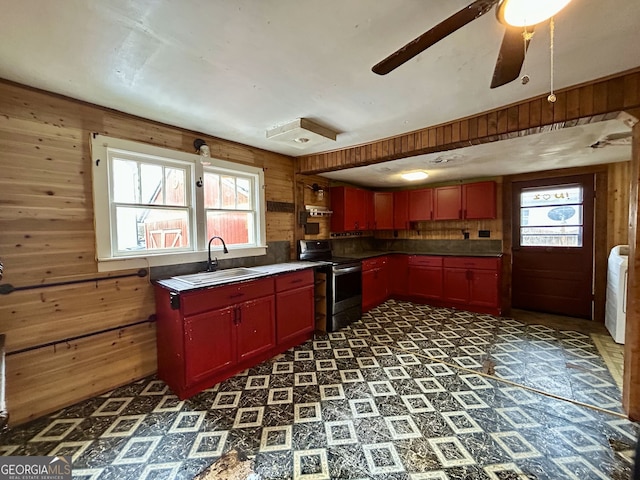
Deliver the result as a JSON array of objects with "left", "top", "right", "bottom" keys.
[
  {"left": 154, "top": 261, "right": 324, "bottom": 293},
  {"left": 343, "top": 250, "right": 503, "bottom": 259}
]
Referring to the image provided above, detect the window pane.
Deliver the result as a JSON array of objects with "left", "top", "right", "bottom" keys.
[
  {"left": 115, "top": 206, "right": 190, "bottom": 252},
  {"left": 520, "top": 205, "right": 582, "bottom": 227},
  {"left": 165, "top": 168, "right": 186, "bottom": 206},
  {"left": 236, "top": 177, "right": 252, "bottom": 210},
  {"left": 141, "top": 163, "right": 163, "bottom": 205},
  {"left": 521, "top": 226, "right": 582, "bottom": 247},
  {"left": 221, "top": 176, "right": 236, "bottom": 208},
  {"left": 112, "top": 159, "right": 139, "bottom": 203},
  {"left": 521, "top": 185, "right": 582, "bottom": 207},
  {"left": 206, "top": 211, "right": 254, "bottom": 246},
  {"left": 204, "top": 172, "right": 220, "bottom": 208}
]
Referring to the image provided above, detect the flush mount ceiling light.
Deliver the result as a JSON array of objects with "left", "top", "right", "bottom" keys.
[
  {"left": 266, "top": 118, "right": 337, "bottom": 150},
  {"left": 401, "top": 171, "right": 429, "bottom": 181},
  {"left": 497, "top": 0, "right": 572, "bottom": 27}
]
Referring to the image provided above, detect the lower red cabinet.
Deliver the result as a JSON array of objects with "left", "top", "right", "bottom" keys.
[
  {"left": 443, "top": 257, "right": 501, "bottom": 314},
  {"left": 184, "top": 307, "right": 236, "bottom": 385},
  {"left": 276, "top": 270, "right": 314, "bottom": 348},
  {"left": 407, "top": 256, "right": 443, "bottom": 300},
  {"left": 362, "top": 257, "right": 388, "bottom": 312},
  {"left": 155, "top": 270, "right": 314, "bottom": 399}
]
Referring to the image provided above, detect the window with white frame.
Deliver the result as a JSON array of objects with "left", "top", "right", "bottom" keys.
[{"left": 91, "top": 135, "right": 266, "bottom": 271}]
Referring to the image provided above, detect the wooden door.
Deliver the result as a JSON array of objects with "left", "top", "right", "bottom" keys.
[{"left": 512, "top": 174, "right": 595, "bottom": 319}]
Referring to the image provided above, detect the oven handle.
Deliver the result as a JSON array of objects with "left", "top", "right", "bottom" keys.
[{"left": 332, "top": 265, "right": 362, "bottom": 274}]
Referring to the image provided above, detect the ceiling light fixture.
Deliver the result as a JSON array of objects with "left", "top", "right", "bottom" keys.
[
  {"left": 497, "top": 0, "right": 572, "bottom": 27},
  {"left": 401, "top": 171, "right": 429, "bottom": 181}
]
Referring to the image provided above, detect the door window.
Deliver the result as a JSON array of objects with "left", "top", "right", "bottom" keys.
[{"left": 519, "top": 184, "right": 584, "bottom": 247}]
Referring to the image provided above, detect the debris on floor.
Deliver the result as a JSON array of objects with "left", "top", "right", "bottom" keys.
[{"left": 193, "top": 449, "right": 259, "bottom": 480}]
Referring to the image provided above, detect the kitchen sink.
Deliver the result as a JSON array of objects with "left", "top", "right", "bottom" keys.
[{"left": 172, "top": 268, "right": 261, "bottom": 286}]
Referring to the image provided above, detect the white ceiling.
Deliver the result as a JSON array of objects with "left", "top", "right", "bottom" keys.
[{"left": 0, "top": 0, "right": 638, "bottom": 186}]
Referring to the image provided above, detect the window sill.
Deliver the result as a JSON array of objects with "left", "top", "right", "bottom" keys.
[{"left": 96, "top": 246, "right": 268, "bottom": 273}]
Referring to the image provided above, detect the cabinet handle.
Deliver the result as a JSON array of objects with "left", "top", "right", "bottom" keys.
[
  {"left": 290, "top": 279, "right": 303, "bottom": 284},
  {"left": 237, "top": 306, "right": 242, "bottom": 324},
  {"left": 229, "top": 292, "right": 245, "bottom": 299}
]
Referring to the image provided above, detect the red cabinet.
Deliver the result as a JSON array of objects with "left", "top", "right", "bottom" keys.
[
  {"left": 275, "top": 270, "right": 314, "bottom": 348},
  {"left": 409, "top": 188, "right": 433, "bottom": 221},
  {"left": 407, "top": 256, "right": 443, "bottom": 300},
  {"left": 374, "top": 192, "right": 394, "bottom": 230},
  {"left": 364, "top": 190, "right": 375, "bottom": 230},
  {"left": 184, "top": 307, "right": 235, "bottom": 384},
  {"left": 433, "top": 182, "right": 497, "bottom": 221},
  {"left": 463, "top": 181, "right": 496, "bottom": 219},
  {"left": 362, "top": 256, "right": 388, "bottom": 311},
  {"left": 393, "top": 191, "right": 409, "bottom": 230},
  {"left": 434, "top": 185, "right": 462, "bottom": 220},
  {"left": 155, "top": 269, "right": 315, "bottom": 399},
  {"left": 331, "top": 186, "right": 365, "bottom": 232},
  {"left": 388, "top": 255, "right": 408, "bottom": 297},
  {"left": 442, "top": 257, "right": 501, "bottom": 315}
]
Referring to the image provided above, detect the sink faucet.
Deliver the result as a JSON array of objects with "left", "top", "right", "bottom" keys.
[{"left": 207, "top": 236, "right": 229, "bottom": 272}]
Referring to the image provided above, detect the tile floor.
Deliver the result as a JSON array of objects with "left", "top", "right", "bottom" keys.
[{"left": 1, "top": 300, "right": 637, "bottom": 479}]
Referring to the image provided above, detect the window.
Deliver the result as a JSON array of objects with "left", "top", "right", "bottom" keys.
[
  {"left": 519, "top": 184, "right": 583, "bottom": 247},
  {"left": 91, "top": 135, "right": 266, "bottom": 271}
]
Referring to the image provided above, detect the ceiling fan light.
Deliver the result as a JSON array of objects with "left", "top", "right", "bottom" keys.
[
  {"left": 497, "top": 0, "right": 572, "bottom": 27},
  {"left": 401, "top": 171, "right": 429, "bottom": 181}
]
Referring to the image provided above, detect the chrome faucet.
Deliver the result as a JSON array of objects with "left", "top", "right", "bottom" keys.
[{"left": 207, "top": 236, "right": 229, "bottom": 272}]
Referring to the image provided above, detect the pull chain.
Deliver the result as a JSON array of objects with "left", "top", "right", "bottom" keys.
[
  {"left": 521, "top": 26, "right": 534, "bottom": 85},
  {"left": 548, "top": 17, "right": 556, "bottom": 103}
]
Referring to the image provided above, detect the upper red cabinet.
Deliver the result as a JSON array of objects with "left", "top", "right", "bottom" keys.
[
  {"left": 462, "top": 181, "right": 496, "bottom": 219},
  {"left": 433, "top": 185, "right": 462, "bottom": 220},
  {"left": 393, "top": 191, "right": 409, "bottom": 230},
  {"left": 374, "top": 192, "right": 394, "bottom": 230},
  {"left": 434, "top": 181, "right": 496, "bottom": 220},
  {"left": 408, "top": 188, "right": 433, "bottom": 221},
  {"left": 331, "top": 186, "right": 368, "bottom": 232}
]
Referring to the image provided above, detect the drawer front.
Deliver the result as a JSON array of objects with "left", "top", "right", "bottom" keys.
[
  {"left": 182, "top": 277, "right": 275, "bottom": 315},
  {"left": 443, "top": 257, "right": 500, "bottom": 270},
  {"left": 408, "top": 255, "right": 443, "bottom": 267},
  {"left": 362, "top": 256, "right": 387, "bottom": 270},
  {"left": 275, "top": 269, "right": 314, "bottom": 292}
]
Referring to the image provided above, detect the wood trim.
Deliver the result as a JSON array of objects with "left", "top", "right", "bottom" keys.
[{"left": 297, "top": 68, "right": 640, "bottom": 174}]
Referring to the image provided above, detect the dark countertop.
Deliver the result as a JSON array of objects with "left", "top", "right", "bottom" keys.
[{"left": 343, "top": 250, "right": 503, "bottom": 260}]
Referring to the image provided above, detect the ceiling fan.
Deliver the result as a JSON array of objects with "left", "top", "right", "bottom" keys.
[{"left": 372, "top": 0, "right": 572, "bottom": 88}]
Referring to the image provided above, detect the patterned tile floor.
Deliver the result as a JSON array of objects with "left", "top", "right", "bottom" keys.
[{"left": 1, "top": 300, "right": 638, "bottom": 479}]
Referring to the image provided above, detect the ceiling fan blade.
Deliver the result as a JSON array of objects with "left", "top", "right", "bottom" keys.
[
  {"left": 372, "top": 0, "right": 499, "bottom": 75},
  {"left": 490, "top": 26, "right": 533, "bottom": 88}
]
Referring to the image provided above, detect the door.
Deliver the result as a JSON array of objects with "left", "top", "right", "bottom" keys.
[
  {"left": 184, "top": 307, "right": 236, "bottom": 384},
  {"left": 512, "top": 174, "right": 594, "bottom": 318}
]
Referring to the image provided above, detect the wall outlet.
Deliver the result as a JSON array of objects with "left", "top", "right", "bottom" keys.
[{"left": 478, "top": 230, "right": 491, "bottom": 238}]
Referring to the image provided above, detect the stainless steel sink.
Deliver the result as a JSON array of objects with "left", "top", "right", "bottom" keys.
[{"left": 172, "top": 268, "right": 261, "bottom": 286}]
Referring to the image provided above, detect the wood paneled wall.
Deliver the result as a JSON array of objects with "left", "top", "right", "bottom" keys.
[
  {"left": 0, "top": 80, "right": 297, "bottom": 425},
  {"left": 297, "top": 68, "right": 640, "bottom": 174}
]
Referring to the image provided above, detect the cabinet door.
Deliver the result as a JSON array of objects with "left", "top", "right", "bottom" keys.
[
  {"left": 362, "top": 267, "right": 377, "bottom": 311},
  {"left": 388, "top": 255, "right": 408, "bottom": 296},
  {"left": 463, "top": 181, "right": 496, "bottom": 219},
  {"left": 184, "top": 307, "right": 236, "bottom": 385},
  {"left": 374, "top": 192, "right": 394, "bottom": 230},
  {"left": 376, "top": 261, "right": 389, "bottom": 304},
  {"left": 409, "top": 189, "right": 433, "bottom": 221},
  {"left": 434, "top": 186, "right": 462, "bottom": 220},
  {"left": 393, "top": 191, "right": 409, "bottom": 230},
  {"left": 276, "top": 285, "right": 314, "bottom": 344},
  {"left": 408, "top": 266, "right": 443, "bottom": 300},
  {"left": 364, "top": 190, "right": 375, "bottom": 230},
  {"left": 442, "top": 268, "right": 469, "bottom": 303},
  {"left": 469, "top": 269, "right": 499, "bottom": 307},
  {"left": 236, "top": 296, "right": 276, "bottom": 362}
]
